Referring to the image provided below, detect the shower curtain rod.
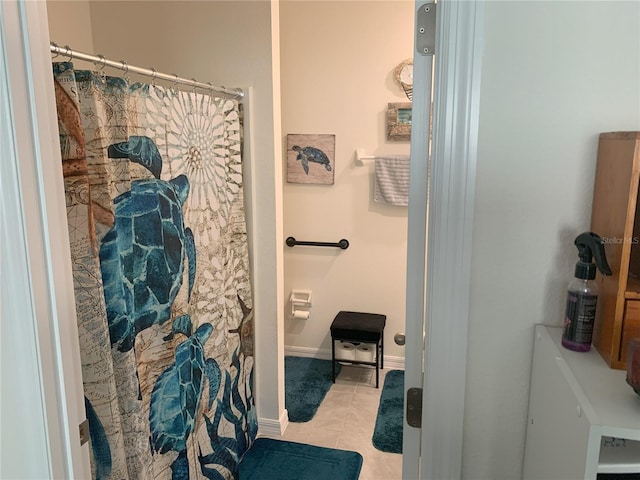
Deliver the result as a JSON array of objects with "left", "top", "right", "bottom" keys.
[{"left": 50, "top": 43, "right": 244, "bottom": 100}]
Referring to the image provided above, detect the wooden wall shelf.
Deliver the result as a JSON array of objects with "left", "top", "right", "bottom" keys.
[{"left": 591, "top": 132, "right": 640, "bottom": 369}]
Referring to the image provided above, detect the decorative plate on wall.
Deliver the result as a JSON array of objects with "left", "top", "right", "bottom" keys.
[
  {"left": 286, "top": 134, "right": 335, "bottom": 185},
  {"left": 394, "top": 59, "right": 413, "bottom": 101}
]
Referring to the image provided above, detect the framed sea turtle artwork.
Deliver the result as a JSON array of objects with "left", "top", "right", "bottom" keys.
[{"left": 286, "top": 133, "right": 335, "bottom": 185}]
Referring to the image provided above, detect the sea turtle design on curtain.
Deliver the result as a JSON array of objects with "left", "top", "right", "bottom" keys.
[
  {"left": 100, "top": 136, "right": 196, "bottom": 352},
  {"left": 150, "top": 322, "right": 221, "bottom": 478},
  {"left": 54, "top": 62, "right": 256, "bottom": 480}
]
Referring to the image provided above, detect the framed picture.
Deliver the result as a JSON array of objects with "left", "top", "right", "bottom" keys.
[
  {"left": 386, "top": 102, "right": 412, "bottom": 141},
  {"left": 286, "top": 134, "right": 335, "bottom": 185}
]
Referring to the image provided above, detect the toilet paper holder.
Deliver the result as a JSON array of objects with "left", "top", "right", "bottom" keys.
[{"left": 290, "top": 290, "right": 312, "bottom": 317}]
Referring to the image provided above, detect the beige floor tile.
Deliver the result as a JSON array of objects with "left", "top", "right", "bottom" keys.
[
  {"left": 308, "top": 405, "right": 350, "bottom": 432},
  {"left": 358, "top": 453, "right": 402, "bottom": 480},
  {"left": 343, "top": 414, "right": 375, "bottom": 439},
  {"left": 321, "top": 388, "right": 356, "bottom": 406},
  {"left": 335, "top": 365, "right": 368, "bottom": 383},
  {"left": 281, "top": 421, "right": 341, "bottom": 449},
  {"left": 328, "top": 382, "right": 358, "bottom": 394},
  {"left": 280, "top": 366, "right": 402, "bottom": 480},
  {"left": 354, "top": 382, "right": 384, "bottom": 397},
  {"left": 336, "top": 424, "right": 373, "bottom": 447},
  {"left": 350, "top": 389, "right": 382, "bottom": 411}
]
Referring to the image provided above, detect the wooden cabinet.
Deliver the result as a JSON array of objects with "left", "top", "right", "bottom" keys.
[{"left": 591, "top": 132, "right": 640, "bottom": 369}]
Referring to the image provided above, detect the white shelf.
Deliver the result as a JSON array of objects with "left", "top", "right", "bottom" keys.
[
  {"left": 524, "top": 326, "right": 640, "bottom": 479},
  {"left": 545, "top": 326, "right": 640, "bottom": 442},
  {"left": 599, "top": 437, "right": 640, "bottom": 474}
]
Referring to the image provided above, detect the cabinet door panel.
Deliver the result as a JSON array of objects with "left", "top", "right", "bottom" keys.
[
  {"left": 524, "top": 330, "right": 592, "bottom": 479},
  {"left": 622, "top": 300, "right": 640, "bottom": 362}
]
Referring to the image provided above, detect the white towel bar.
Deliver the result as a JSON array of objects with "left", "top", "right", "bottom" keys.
[{"left": 354, "top": 148, "right": 376, "bottom": 166}]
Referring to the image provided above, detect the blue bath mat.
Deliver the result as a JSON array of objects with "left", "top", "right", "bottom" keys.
[
  {"left": 285, "top": 356, "right": 340, "bottom": 422},
  {"left": 372, "top": 370, "right": 403, "bottom": 453},
  {"left": 238, "top": 438, "right": 362, "bottom": 480}
]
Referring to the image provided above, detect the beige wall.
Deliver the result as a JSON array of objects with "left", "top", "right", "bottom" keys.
[
  {"left": 46, "top": 0, "right": 94, "bottom": 53},
  {"left": 280, "top": 1, "right": 413, "bottom": 359}
]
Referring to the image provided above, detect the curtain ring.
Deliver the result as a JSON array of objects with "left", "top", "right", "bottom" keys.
[
  {"left": 171, "top": 73, "right": 179, "bottom": 93},
  {"left": 150, "top": 67, "right": 157, "bottom": 86},
  {"left": 120, "top": 60, "right": 130, "bottom": 85},
  {"left": 50, "top": 42, "right": 60, "bottom": 59},
  {"left": 191, "top": 78, "right": 197, "bottom": 94},
  {"left": 206, "top": 82, "right": 213, "bottom": 91},
  {"left": 93, "top": 53, "right": 103, "bottom": 69},
  {"left": 96, "top": 54, "right": 107, "bottom": 85},
  {"left": 64, "top": 45, "right": 73, "bottom": 61}
]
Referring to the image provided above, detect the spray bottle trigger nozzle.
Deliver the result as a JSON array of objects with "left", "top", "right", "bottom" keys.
[{"left": 574, "top": 232, "right": 612, "bottom": 276}]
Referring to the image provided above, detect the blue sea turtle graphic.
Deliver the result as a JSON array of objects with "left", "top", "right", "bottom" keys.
[
  {"left": 292, "top": 145, "right": 332, "bottom": 175},
  {"left": 99, "top": 136, "right": 196, "bottom": 352},
  {"left": 149, "top": 321, "right": 221, "bottom": 479}
]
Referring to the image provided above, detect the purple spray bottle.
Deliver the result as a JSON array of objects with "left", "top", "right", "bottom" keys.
[{"left": 562, "top": 232, "right": 612, "bottom": 352}]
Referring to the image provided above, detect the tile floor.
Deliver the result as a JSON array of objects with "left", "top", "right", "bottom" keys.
[{"left": 279, "top": 365, "right": 402, "bottom": 480}]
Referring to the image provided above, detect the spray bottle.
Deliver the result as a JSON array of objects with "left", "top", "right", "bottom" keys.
[{"left": 562, "top": 232, "right": 612, "bottom": 352}]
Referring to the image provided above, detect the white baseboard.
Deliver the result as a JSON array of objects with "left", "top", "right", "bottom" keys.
[
  {"left": 284, "top": 345, "right": 405, "bottom": 370},
  {"left": 285, "top": 345, "right": 332, "bottom": 360},
  {"left": 381, "top": 355, "right": 405, "bottom": 370},
  {"left": 257, "top": 409, "right": 289, "bottom": 438}
]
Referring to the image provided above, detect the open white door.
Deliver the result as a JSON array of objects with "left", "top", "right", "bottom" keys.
[
  {"left": 0, "top": 1, "right": 91, "bottom": 477},
  {"left": 402, "top": 1, "right": 484, "bottom": 478},
  {"left": 401, "top": 3, "right": 434, "bottom": 478}
]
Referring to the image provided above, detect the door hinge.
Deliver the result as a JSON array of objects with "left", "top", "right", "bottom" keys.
[
  {"left": 79, "top": 419, "right": 89, "bottom": 446},
  {"left": 406, "top": 387, "right": 423, "bottom": 427},
  {"left": 416, "top": 2, "right": 437, "bottom": 56}
]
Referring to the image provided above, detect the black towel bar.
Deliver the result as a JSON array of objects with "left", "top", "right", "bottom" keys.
[{"left": 285, "top": 237, "right": 349, "bottom": 250}]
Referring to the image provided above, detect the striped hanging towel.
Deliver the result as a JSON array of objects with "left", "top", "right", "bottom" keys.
[{"left": 374, "top": 155, "right": 410, "bottom": 206}]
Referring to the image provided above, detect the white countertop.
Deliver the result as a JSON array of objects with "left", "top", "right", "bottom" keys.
[
  {"left": 541, "top": 326, "right": 640, "bottom": 473},
  {"left": 544, "top": 326, "right": 640, "bottom": 441}
]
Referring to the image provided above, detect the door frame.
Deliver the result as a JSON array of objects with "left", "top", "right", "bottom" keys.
[
  {"left": 403, "top": 1, "right": 485, "bottom": 478},
  {"left": 0, "top": 1, "right": 90, "bottom": 477},
  {"left": 4, "top": 0, "right": 484, "bottom": 477}
]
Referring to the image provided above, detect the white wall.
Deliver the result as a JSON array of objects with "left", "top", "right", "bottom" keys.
[
  {"left": 47, "top": 0, "right": 286, "bottom": 425},
  {"left": 280, "top": 1, "right": 413, "bottom": 360},
  {"left": 464, "top": 2, "right": 640, "bottom": 478}
]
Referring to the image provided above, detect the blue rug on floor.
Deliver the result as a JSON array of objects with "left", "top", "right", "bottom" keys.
[
  {"left": 238, "top": 438, "right": 362, "bottom": 480},
  {"left": 372, "top": 370, "right": 403, "bottom": 453},
  {"left": 285, "top": 356, "right": 340, "bottom": 422}
]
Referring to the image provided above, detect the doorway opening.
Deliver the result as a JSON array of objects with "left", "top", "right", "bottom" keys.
[{"left": 279, "top": 3, "right": 415, "bottom": 479}]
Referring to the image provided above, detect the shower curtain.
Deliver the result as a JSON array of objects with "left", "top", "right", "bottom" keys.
[{"left": 53, "top": 62, "right": 256, "bottom": 480}]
